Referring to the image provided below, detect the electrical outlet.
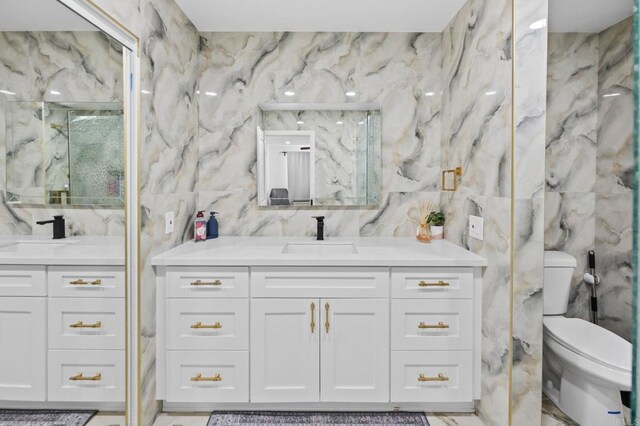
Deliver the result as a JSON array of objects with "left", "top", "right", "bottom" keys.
[
  {"left": 469, "top": 215, "right": 484, "bottom": 241},
  {"left": 165, "top": 211, "right": 174, "bottom": 234}
]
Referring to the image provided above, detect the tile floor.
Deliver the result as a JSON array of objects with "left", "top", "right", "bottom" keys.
[{"left": 87, "top": 413, "right": 126, "bottom": 426}]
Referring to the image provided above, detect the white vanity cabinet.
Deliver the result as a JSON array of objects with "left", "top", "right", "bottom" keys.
[
  {"left": 155, "top": 238, "right": 486, "bottom": 413},
  {"left": 0, "top": 263, "right": 125, "bottom": 408}
]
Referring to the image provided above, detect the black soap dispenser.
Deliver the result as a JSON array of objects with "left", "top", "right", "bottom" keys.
[{"left": 207, "top": 212, "right": 219, "bottom": 239}]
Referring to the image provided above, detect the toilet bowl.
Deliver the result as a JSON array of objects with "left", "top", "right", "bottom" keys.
[{"left": 543, "top": 251, "right": 631, "bottom": 426}]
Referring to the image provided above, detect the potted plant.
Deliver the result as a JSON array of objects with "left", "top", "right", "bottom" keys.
[{"left": 427, "top": 211, "right": 445, "bottom": 240}]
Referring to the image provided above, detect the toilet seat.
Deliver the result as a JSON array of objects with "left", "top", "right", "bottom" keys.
[{"left": 543, "top": 317, "right": 630, "bottom": 373}]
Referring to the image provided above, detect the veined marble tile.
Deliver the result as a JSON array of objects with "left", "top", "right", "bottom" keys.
[
  {"left": 546, "top": 33, "right": 598, "bottom": 193},
  {"left": 90, "top": 0, "right": 141, "bottom": 36},
  {"left": 595, "top": 192, "right": 632, "bottom": 341},
  {"left": 596, "top": 17, "right": 634, "bottom": 195},
  {"left": 544, "top": 192, "right": 596, "bottom": 322},
  {"left": 358, "top": 191, "right": 440, "bottom": 237}
]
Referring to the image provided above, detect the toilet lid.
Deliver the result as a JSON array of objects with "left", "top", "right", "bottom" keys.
[{"left": 543, "top": 317, "right": 631, "bottom": 372}]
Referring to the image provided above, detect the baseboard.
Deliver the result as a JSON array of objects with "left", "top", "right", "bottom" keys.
[
  {"left": 162, "top": 401, "right": 476, "bottom": 413},
  {"left": 0, "top": 401, "right": 124, "bottom": 411}
]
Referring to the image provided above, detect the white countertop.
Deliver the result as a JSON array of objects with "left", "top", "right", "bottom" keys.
[
  {"left": 152, "top": 237, "right": 487, "bottom": 267},
  {"left": 0, "top": 235, "right": 125, "bottom": 266}
]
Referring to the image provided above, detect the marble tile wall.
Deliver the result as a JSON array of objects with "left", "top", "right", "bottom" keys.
[
  {"left": 511, "top": 0, "right": 547, "bottom": 423},
  {"left": 197, "top": 32, "right": 443, "bottom": 237},
  {"left": 0, "top": 31, "right": 125, "bottom": 236},
  {"left": 439, "top": 0, "right": 513, "bottom": 424},
  {"left": 545, "top": 17, "right": 633, "bottom": 341}
]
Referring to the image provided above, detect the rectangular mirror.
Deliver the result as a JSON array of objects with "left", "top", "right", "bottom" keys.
[{"left": 257, "top": 102, "right": 381, "bottom": 207}]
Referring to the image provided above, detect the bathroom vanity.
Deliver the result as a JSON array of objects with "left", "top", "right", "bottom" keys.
[
  {"left": 0, "top": 237, "right": 125, "bottom": 410},
  {"left": 153, "top": 237, "right": 486, "bottom": 412}
]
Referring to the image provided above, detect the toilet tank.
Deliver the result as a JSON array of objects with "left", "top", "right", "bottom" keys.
[{"left": 544, "top": 251, "right": 577, "bottom": 315}]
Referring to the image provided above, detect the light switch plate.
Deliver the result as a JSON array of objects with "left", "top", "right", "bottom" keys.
[
  {"left": 165, "top": 211, "right": 174, "bottom": 234},
  {"left": 469, "top": 215, "right": 484, "bottom": 241}
]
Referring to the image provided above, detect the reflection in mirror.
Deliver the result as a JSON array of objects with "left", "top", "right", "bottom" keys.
[
  {"left": 257, "top": 103, "right": 381, "bottom": 207},
  {"left": 0, "top": 1, "right": 127, "bottom": 424}
]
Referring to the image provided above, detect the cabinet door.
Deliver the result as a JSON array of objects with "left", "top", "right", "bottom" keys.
[
  {"left": 321, "top": 299, "right": 389, "bottom": 402},
  {"left": 251, "top": 299, "right": 319, "bottom": 402},
  {"left": 0, "top": 297, "right": 46, "bottom": 401}
]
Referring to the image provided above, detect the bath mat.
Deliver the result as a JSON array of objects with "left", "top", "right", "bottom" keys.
[
  {"left": 0, "top": 409, "right": 97, "bottom": 426},
  {"left": 207, "top": 411, "right": 430, "bottom": 425}
]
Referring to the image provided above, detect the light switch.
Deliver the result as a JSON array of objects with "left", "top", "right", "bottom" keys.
[
  {"left": 469, "top": 215, "right": 484, "bottom": 241},
  {"left": 165, "top": 211, "right": 174, "bottom": 234}
]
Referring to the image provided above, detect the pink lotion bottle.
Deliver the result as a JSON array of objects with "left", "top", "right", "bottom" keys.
[{"left": 194, "top": 210, "right": 207, "bottom": 242}]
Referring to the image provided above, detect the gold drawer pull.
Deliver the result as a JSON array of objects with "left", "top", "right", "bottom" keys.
[
  {"left": 418, "top": 373, "right": 449, "bottom": 382},
  {"left": 69, "top": 279, "right": 102, "bottom": 286},
  {"left": 191, "top": 373, "right": 221, "bottom": 382},
  {"left": 418, "top": 321, "right": 449, "bottom": 329},
  {"left": 325, "top": 303, "right": 330, "bottom": 333},
  {"left": 418, "top": 280, "right": 449, "bottom": 287},
  {"left": 190, "top": 321, "right": 222, "bottom": 329},
  {"left": 190, "top": 279, "right": 222, "bottom": 286},
  {"left": 310, "top": 303, "right": 316, "bottom": 333},
  {"left": 70, "top": 372, "right": 102, "bottom": 381},
  {"left": 70, "top": 321, "right": 102, "bottom": 329}
]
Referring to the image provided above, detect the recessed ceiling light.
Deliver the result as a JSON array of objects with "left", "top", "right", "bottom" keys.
[
  {"left": 284, "top": 91, "right": 295, "bottom": 96},
  {"left": 336, "top": 121, "right": 344, "bottom": 125},
  {"left": 296, "top": 121, "right": 304, "bottom": 124},
  {"left": 205, "top": 91, "right": 218, "bottom": 97},
  {"left": 196, "top": 90, "right": 200, "bottom": 94},
  {"left": 141, "top": 89, "right": 151, "bottom": 95},
  {"left": 603, "top": 93, "right": 621, "bottom": 98},
  {"left": 50, "top": 90, "right": 61, "bottom": 95},
  {"left": 485, "top": 91, "right": 497, "bottom": 96},
  {"left": 285, "top": 140, "right": 291, "bottom": 144},
  {"left": 0, "top": 89, "right": 15, "bottom": 95},
  {"left": 424, "top": 92, "right": 435, "bottom": 97},
  {"left": 529, "top": 19, "right": 547, "bottom": 30},
  {"left": 345, "top": 91, "right": 356, "bottom": 97}
]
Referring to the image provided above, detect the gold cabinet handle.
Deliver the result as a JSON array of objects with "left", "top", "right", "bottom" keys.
[
  {"left": 190, "top": 279, "right": 222, "bottom": 286},
  {"left": 70, "top": 321, "right": 102, "bottom": 329},
  {"left": 418, "top": 373, "right": 449, "bottom": 382},
  {"left": 190, "top": 373, "right": 221, "bottom": 382},
  {"left": 69, "top": 279, "right": 102, "bottom": 286},
  {"left": 190, "top": 321, "right": 222, "bottom": 329},
  {"left": 310, "top": 302, "right": 316, "bottom": 333},
  {"left": 418, "top": 321, "right": 449, "bottom": 329},
  {"left": 418, "top": 280, "right": 449, "bottom": 287},
  {"left": 70, "top": 372, "right": 102, "bottom": 381},
  {"left": 325, "top": 303, "right": 330, "bottom": 333}
]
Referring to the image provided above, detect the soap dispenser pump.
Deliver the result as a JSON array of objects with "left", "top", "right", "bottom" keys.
[{"left": 207, "top": 212, "right": 219, "bottom": 239}]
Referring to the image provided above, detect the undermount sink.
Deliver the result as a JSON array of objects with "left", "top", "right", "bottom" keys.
[
  {"left": 282, "top": 242, "right": 358, "bottom": 255},
  {"left": 0, "top": 240, "right": 76, "bottom": 252}
]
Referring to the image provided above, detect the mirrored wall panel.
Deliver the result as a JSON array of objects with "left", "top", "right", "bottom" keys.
[{"left": 257, "top": 103, "right": 381, "bottom": 207}]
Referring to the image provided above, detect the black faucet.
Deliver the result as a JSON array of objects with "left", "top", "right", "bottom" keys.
[
  {"left": 312, "top": 216, "right": 325, "bottom": 241},
  {"left": 36, "top": 215, "right": 66, "bottom": 239}
]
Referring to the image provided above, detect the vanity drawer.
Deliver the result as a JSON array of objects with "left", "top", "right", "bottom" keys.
[
  {"left": 167, "top": 267, "right": 249, "bottom": 298},
  {"left": 252, "top": 267, "right": 389, "bottom": 298},
  {"left": 391, "top": 299, "right": 473, "bottom": 350},
  {"left": 391, "top": 351, "right": 472, "bottom": 402},
  {"left": 0, "top": 266, "right": 46, "bottom": 296},
  {"left": 391, "top": 267, "right": 473, "bottom": 299},
  {"left": 48, "top": 266, "right": 125, "bottom": 298},
  {"left": 166, "top": 351, "right": 249, "bottom": 403},
  {"left": 167, "top": 299, "right": 248, "bottom": 351},
  {"left": 47, "top": 350, "right": 125, "bottom": 402},
  {"left": 48, "top": 298, "right": 125, "bottom": 350}
]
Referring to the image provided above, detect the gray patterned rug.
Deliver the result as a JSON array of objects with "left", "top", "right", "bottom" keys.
[
  {"left": 207, "top": 411, "right": 430, "bottom": 425},
  {"left": 0, "top": 409, "right": 97, "bottom": 426}
]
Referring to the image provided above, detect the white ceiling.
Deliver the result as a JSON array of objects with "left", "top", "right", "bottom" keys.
[
  {"left": 0, "top": 0, "right": 96, "bottom": 31},
  {"left": 549, "top": 0, "right": 633, "bottom": 32},
  {"left": 175, "top": 0, "right": 467, "bottom": 32}
]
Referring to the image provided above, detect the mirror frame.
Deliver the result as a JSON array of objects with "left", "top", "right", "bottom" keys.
[{"left": 56, "top": 1, "right": 140, "bottom": 424}]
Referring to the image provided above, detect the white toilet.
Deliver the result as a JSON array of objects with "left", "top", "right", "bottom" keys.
[{"left": 543, "top": 251, "right": 631, "bottom": 426}]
